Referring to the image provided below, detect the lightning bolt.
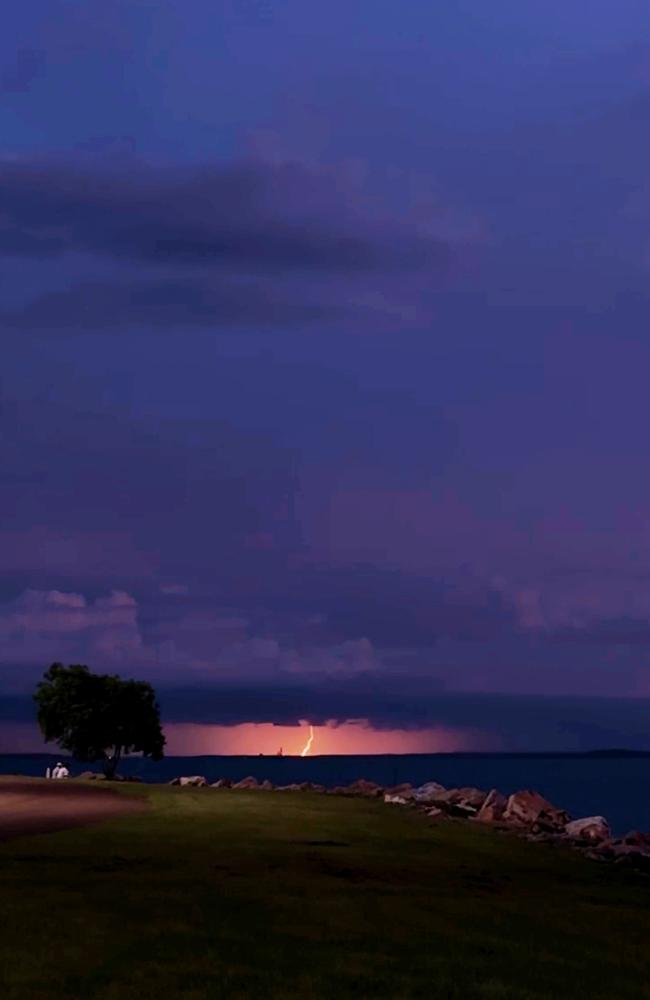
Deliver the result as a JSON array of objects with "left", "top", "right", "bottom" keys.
[{"left": 300, "top": 724, "right": 315, "bottom": 757}]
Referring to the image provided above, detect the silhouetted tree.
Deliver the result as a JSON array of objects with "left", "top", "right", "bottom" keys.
[{"left": 34, "top": 663, "right": 165, "bottom": 779}]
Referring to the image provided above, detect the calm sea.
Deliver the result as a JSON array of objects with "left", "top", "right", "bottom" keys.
[{"left": 2, "top": 752, "right": 649, "bottom": 835}]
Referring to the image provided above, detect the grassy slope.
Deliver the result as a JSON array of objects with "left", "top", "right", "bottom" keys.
[{"left": 0, "top": 785, "right": 648, "bottom": 1000}]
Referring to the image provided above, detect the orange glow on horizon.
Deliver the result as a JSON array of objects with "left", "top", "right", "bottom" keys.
[{"left": 162, "top": 720, "right": 493, "bottom": 756}]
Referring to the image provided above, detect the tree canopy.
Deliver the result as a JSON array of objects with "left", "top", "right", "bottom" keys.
[{"left": 34, "top": 663, "right": 165, "bottom": 778}]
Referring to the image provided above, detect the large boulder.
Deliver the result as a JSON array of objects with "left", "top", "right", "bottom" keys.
[
  {"left": 260, "top": 779, "right": 274, "bottom": 791},
  {"left": 211, "top": 778, "right": 232, "bottom": 789},
  {"left": 530, "top": 811, "right": 571, "bottom": 835},
  {"left": 175, "top": 775, "right": 208, "bottom": 787},
  {"left": 384, "top": 793, "right": 413, "bottom": 805},
  {"left": 564, "top": 816, "right": 611, "bottom": 845},
  {"left": 449, "top": 787, "right": 488, "bottom": 812},
  {"left": 475, "top": 789, "right": 507, "bottom": 823},
  {"left": 384, "top": 783, "right": 413, "bottom": 797},
  {"left": 232, "top": 776, "right": 260, "bottom": 790},
  {"left": 345, "top": 779, "right": 384, "bottom": 798},
  {"left": 431, "top": 787, "right": 488, "bottom": 817},
  {"left": 411, "top": 781, "right": 446, "bottom": 805},
  {"left": 503, "top": 790, "right": 569, "bottom": 830}
]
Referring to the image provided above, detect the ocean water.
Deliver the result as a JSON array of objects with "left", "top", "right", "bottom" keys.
[{"left": 2, "top": 752, "right": 649, "bottom": 835}]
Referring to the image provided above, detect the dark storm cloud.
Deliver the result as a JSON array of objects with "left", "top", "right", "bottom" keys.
[
  {"left": 6, "top": 0, "right": 650, "bottom": 725},
  {"left": 0, "top": 356, "right": 459, "bottom": 594},
  {"left": 0, "top": 156, "right": 454, "bottom": 330},
  {"left": 272, "top": 564, "right": 517, "bottom": 646},
  {"left": 3, "top": 686, "right": 650, "bottom": 752},
  {"left": 153, "top": 687, "right": 650, "bottom": 750},
  {"left": 200, "top": 357, "right": 459, "bottom": 488},
  {"left": 0, "top": 392, "right": 298, "bottom": 591},
  {"left": 159, "top": 677, "right": 443, "bottom": 728},
  {"left": 0, "top": 158, "right": 447, "bottom": 272}
]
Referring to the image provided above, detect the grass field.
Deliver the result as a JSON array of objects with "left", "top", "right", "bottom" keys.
[{"left": 0, "top": 783, "right": 649, "bottom": 999}]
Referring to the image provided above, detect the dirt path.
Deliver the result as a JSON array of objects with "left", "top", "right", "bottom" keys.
[{"left": 0, "top": 780, "right": 145, "bottom": 840}]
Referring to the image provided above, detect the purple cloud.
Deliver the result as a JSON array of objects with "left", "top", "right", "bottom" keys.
[
  {"left": 0, "top": 155, "right": 460, "bottom": 331},
  {"left": 0, "top": 157, "right": 448, "bottom": 270}
]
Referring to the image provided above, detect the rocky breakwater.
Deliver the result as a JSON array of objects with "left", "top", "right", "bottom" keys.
[
  {"left": 383, "top": 782, "right": 650, "bottom": 874},
  {"left": 167, "top": 772, "right": 650, "bottom": 874}
]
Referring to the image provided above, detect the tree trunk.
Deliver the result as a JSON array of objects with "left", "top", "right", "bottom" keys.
[{"left": 103, "top": 745, "right": 122, "bottom": 780}]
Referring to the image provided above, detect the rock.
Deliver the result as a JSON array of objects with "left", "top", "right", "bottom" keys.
[
  {"left": 428, "top": 787, "right": 488, "bottom": 817},
  {"left": 211, "top": 778, "right": 232, "bottom": 788},
  {"left": 475, "top": 789, "right": 507, "bottom": 823},
  {"left": 617, "top": 830, "right": 650, "bottom": 850},
  {"left": 276, "top": 781, "right": 318, "bottom": 792},
  {"left": 601, "top": 831, "right": 650, "bottom": 872},
  {"left": 277, "top": 782, "right": 320, "bottom": 791},
  {"left": 178, "top": 775, "right": 208, "bottom": 787},
  {"left": 411, "top": 781, "right": 446, "bottom": 804},
  {"left": 454, "top": 787, "right": 488, "bottom": 810},
  {"left": 232, "top": 776, "right": 260, "bottom": 790},
  {"left": 526, "top": 830, "right": 562, "bottom": 844},
  {"left": 612, "top": 847, "right": 650, "bottom": 874},
  {"left": 384, "top": 794, "right": 412, "bottom": 805},
  {"left": 564, "top": 816, "right": 611, "bottom": 845},
  {"left": 345, "top": 779, "right": 384, "bottom": 797},
  {"left": 260, "top": 779, "right": 274, "bottom": 791},
  {"left": 583, "top": 849, "right": 610, "bottom": 862},
  {"left": 530, "top": 810, "right": 571, "bottom": 835},
  {"left": 426, "top": 807, "right": 445, "bottom": 820},
  {"left": 384, "top": 783, "right": 413, "bottom": 797},
  {"left": 503, "top": 790, "right": 569, "bottom": 829}
]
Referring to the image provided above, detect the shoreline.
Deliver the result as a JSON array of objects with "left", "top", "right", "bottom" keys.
[{"left": 1, "top": 771, "right": 648, "bottom": 873}]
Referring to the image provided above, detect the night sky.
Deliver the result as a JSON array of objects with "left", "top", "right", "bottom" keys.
[{"left": 3, "top": 1, "right": 650, "bottom": 754}]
